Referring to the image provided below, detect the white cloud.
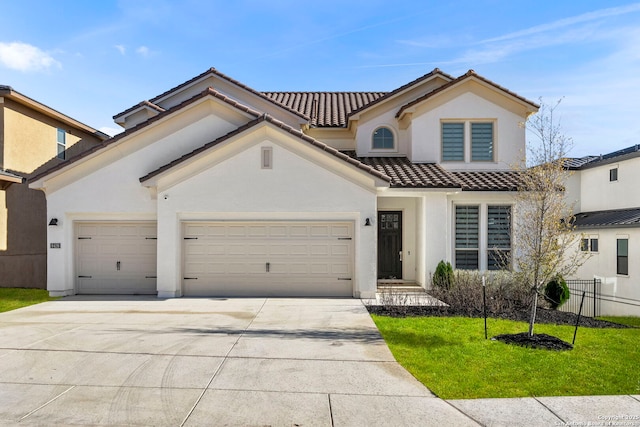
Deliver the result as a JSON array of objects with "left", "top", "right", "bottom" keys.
[
  {"left": 136, "top": 46, "right": 150, "bottom": 57},
  {"left": 0, "top": 42, "right": 61, "bottom": 72},
  {"left": 114, "top": 45, "right": 126, "bottom": 55}
]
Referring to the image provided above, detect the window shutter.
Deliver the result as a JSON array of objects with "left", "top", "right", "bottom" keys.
[
  {"left": 455, "top": 206, "right": 479, "bottom": 269},
  {"left": 442, "top": 123, "right": 464, "bottom": 161},
  {"left": 487, "top": 205, "right": 511, "bottom": 270},
  {"left": 471, "top": 123, "right": 493, "bottom": 161}
]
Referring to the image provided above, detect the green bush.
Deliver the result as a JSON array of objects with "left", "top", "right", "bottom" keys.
[
  {"left": 544, "top": 275, "right": 570, "bottom": 309},
  {"left": 432, "top": 261, "right": 454, "bottom": 289}
]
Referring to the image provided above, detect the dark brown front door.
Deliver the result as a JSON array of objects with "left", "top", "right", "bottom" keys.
[{"left": 377, "top": 211, "right": 402, "bottom": 279}]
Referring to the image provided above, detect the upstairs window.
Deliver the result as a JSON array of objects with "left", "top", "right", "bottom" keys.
[
  {"left": 57, "top": 128, "right": 66, "bottom": 160},
  {"left": 609, "top": 167, "right": 618, "bottom": 182},
  {"left": 442, "top": 122, "right": 464, "bottom": 161},
  {"left": 372, "top": 127, "right": 395, "bottom": 150},
  {"left": 487, "top": 205, "right": 511, "bottom": 270},
  {"left": 455, "top": 205, "right": 479, "bottom": 269},
  {"left": 471, "top": 122, "right": 494, "bottom": 161}
]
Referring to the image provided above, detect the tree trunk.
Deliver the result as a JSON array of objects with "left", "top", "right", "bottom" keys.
[{"left": 528, "top": 290, "right": 538, "bottom": 337}]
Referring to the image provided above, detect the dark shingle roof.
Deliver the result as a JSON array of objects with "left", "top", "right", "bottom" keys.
[
  {"left": 261, "top": 92, "right": 386, "bottom": 127},
  {"left": 573, "top": 208, "right": 640, "bottom": 229},
  {"left": 451, "top": 171, "right": 522, "bottom": 191},
  {"left": 140, "top": 116, "right": 392, "bottom": 184}
]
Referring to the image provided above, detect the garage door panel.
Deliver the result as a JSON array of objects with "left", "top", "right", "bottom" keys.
[
  {"left": 76, "top": 222, "right": 157, "bottom": 295},
  {"left": 182, "top": 221, "right": 354, "bottom": 297}
]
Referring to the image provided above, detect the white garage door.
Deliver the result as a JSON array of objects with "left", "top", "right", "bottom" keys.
[
  {"left": 182, "top": 221, "right": 354, "bottom": 297},
  {"left": 76, "top": 222, "right": 157, "bottom": 295}
]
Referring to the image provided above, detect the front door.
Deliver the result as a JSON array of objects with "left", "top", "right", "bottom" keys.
[{"left": 377, "top": 211, "right": 402, "bottom": 279}]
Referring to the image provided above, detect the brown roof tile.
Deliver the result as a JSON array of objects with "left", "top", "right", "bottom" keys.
[
  {"left": 342, "top": 152, "right": 460, "bottom": 188},
  {"left": 140, "top": 115, "right": 392, "bottom": 184},
  {"left": 262, "top": 92, "right": 387, "bottom": 127},
  {"left": 451, "top": 170, "right": 522, "bottom": 191},
  {"left": 114, "top": 68, "right": 309, "bottom": 121}
]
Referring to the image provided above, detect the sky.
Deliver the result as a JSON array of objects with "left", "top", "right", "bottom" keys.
[{"left": 1, "top": 0, "right": 640, "bottom": 158}]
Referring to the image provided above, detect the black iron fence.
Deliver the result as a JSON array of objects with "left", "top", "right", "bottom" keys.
[{"left": 562, "top": 279, "right": 601, "bottom": 317}]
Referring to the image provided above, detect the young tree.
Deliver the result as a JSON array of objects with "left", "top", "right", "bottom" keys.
[{"left": 513, "top": 98, "right": 587, "bottom": 336}]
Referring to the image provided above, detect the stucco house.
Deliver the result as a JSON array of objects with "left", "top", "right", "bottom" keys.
[
  {"left": 0, "top": 86, "right": 108, "bottom": 288},
  {"left": 565, "top": 145, "right": 640, "bottom": 315},
  {"left": 29, "top": 68, "right": 539, "bottom": 298}
]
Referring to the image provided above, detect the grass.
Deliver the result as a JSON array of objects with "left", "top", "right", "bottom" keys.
[
  {"left": 596, "top": 316, "right": 640, "bottom": 328},
  {"left": 0, "top": 288, "right": 57, "bottom": 313},
  {"left": 371, "top": 314, "right": 640, "bottom": 399}
]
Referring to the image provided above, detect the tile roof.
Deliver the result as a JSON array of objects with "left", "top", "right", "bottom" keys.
[
  {"left": 564, "top": 156, "right": 599, "bottom": 170},
  {"left": 140, "top": 115, "right": 392, "bottom": 184},
  {"left": 114, "top": 67, "right": 309, "bottom": 121},
  {"left": 342, "top": 152, "right": 460, "bottom": 188},
  {"left": 31, "top": 88, "right": 263, "bottom": 183},
  {"left": 396, "top": 70, "right": 539, "bottom": 118},
  {"left": 261, "top": 92, "right": 386, "bottom": 127},
  {"left": 451, "top": 171, "right": 522, "bottom": 191},
  {"left": 573, "top": 208, "right": 640, "bottom": 229}
]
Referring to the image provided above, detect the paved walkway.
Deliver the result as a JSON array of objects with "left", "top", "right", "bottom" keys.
[{"left": 0, "top": 297, "right": 638, "bottom": 426}]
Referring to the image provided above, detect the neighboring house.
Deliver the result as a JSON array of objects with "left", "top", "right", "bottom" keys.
[
  {"left": 29, "top": 68, "right": 538, "bottom": 298},
  {"left": 0, "top": 86, "right": 108, "bottom": 288},
  {"left": 565, "top": 145, "right": 640, "bottom": 315}
]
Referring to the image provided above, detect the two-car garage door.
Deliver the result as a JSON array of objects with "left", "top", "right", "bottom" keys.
[
  {"left": 75, "top": 221, "right": 354, "bottom": 297},
  {"left": 182, "top": 221, "right": 354, "bottom": 297}
]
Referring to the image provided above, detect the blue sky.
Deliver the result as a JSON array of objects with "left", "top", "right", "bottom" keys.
[{"left": 1, "top": 0, "right": 639, "bottom": 157}]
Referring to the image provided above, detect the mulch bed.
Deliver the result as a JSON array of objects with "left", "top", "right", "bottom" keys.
[
  {"left": 366, "top": 305, "right": 630, "bottom": 329},
  {"left": 492, "top": 332, "right": 574, "bottom": 351}
]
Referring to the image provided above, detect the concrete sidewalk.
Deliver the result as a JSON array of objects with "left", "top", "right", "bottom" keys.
[{"left": 0, "top": 297, "right": 637, "bottom": 426}]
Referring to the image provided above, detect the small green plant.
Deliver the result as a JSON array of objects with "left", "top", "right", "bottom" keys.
[
  {"left": 433, "top": 260, "right": 454, "bottom": 289},
  {"left": 544, "top": 275, "right": 570, "bottom": 309}
]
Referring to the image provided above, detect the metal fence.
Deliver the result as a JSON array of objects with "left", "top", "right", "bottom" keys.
[{"left": 562, "top": 279, "right": 601, "bottom": 317}]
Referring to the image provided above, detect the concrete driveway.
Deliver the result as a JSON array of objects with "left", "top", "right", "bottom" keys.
[{"left": 0, "top": 297, "right": 476, "bottom": 426}]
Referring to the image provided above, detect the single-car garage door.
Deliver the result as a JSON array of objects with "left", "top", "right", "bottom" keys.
[
  {"left": 76, "top": 222, "right": 157, "bottom": 294},
  {"left": 182, "top": 221, "right": 354, "bottom": 297}
]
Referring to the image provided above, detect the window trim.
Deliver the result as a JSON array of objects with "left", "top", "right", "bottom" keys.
[
  {"left": 609, "top": 167, "right": 618, "bottom": 182},
  {"left": 616, "top": 237, "right": 629, "bottom": 276},
  {"left": 454, "top": 205, "right": 480, "bottom": 270},
  {"left": 371, "top": 126, "right": 396, "bottom": 151},
  {"left": 487, "top": 204, "right": 512, "bottom": 271},
  {"left": 470, "top": 121, "right": 495, "bottom": 162},
  {"left": 441, "top": 121, "right": 465, "bottom": 162},
  {"left": 580, "top": 235, "right": 599, "bottom": 253},
  {"left": 57, "top": 128, "right": 66, "bottom": 160},
  {"left": 261, "top": 146, "right": 273, "bottom": 169}
]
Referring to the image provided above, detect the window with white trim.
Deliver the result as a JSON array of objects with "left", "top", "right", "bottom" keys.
[
  {"left": 617, "top": 238, "right": 628, "bottom": 275},
  {"left": 487, "top": 205, "right": 511, "bottom": 270},
  {"left": 580, "top": 236, "right": 599, "bottom": 252},
  {"left": 442, "top": 122, "right": 464, "bottom": 161},
  {"left": 372, "top": 127, "right": 395, "bottom": 150},
  {"left": 610, "top": 167, "right": 618, "bottom": 182},
  {"left": 471, "top": 122, "right": 494, "bottom": 161},
  {"left": 57, "top": 128, "right": 66, "bottom": 160},
  {"left": 455, "top": 205, "right": 479, "bottom": 269}
]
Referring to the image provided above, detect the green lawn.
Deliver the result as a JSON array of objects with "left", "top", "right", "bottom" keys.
[
  {"left": 596, "top": 316, "right": 640, "bottom": 328},
  {"left": 0, "top": 288, "right": 57, "bottom": 313},
  {"left": 371, "top": 315, "right": 640, "bottom": 399}
]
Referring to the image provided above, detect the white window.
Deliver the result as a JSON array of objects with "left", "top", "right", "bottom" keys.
[
  {"left": 57, "top": 128, "right": 66, "bottom": 160},
  {"left": 372, "top": 127, "right": 395, "bottom": 150},
  {"left": 487, "top": 205, "right": 511, "bottom": 270},
  {"left": 455, "top": 205, "right": 479, "bottom": 269},
  {"left": 609, "top": 167, "right": 618, "bottom": 182},
  {"left": 617, "top": 238, "right": 628, "bottom": 275},
  {"left": 441, "top": 120, "right": 495, "bottom": 162},
  {"left": 580, "top": 236, "right": 599, "bottom": 252}
]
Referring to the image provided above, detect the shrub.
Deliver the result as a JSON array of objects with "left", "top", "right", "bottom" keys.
[
  {"left": 544, "top": 275, "right": 570, "bottom": 309},
  {"left": 432, "top": 261, "right": 454, "bottom": 289},
  {"left": 429, "top": 270, "right": 532, "bottom": 316}
]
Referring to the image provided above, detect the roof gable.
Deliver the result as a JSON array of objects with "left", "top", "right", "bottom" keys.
[
  {"left": 396, "top": 70, "right": 539, "bottom": 119},
  {"left": 30, "top": 88, "right": 262, "bottom": 185},
  {"left": 140, "top": 114, "right": 391, "bottom": 187}
]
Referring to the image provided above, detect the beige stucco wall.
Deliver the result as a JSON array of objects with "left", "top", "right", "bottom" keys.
[{"left": 2, "top": 99, "right": 83, "bottom": 174}]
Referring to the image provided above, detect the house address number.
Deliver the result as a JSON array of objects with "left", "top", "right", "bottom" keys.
[{"left": 50, "top": 243, "right": 61, "bottom": 249}]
